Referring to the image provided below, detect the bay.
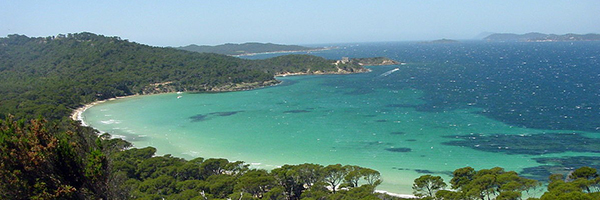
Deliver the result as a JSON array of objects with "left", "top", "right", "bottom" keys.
[{"left": 82, "top": 41, "right": 600, "bottom": 194}]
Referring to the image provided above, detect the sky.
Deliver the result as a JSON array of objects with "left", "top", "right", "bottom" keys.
[{"left": 1, "top": 0, "right": 599, "bottom": 47}]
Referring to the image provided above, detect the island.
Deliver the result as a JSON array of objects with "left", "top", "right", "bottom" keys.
[
  {"left": 176, "top": 42, "right": 328, "bottom": 56},
  {"left": 484, "top": 32, "right": 600, "bottom": 42},
  {"left": 419, "top": 39, "right": 459, "bottom": 44}
]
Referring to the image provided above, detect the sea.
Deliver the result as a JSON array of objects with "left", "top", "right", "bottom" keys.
[{"left": 82, "top": 41, "right": 600, "bottom": 195}]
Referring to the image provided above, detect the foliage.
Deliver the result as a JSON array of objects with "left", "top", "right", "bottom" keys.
[
  {"left": 110, "top": 147, "right": 385, "bottom": 199},
  {"left": 0, "top": 32, "right": 365, "bottom": 121},
  {"left": 0, "top": 116, "right": 108, "bottom": 199},
  {"left": 416, "top": 167, "right": 540, "bottom": 200},
  {"left": 412, "top": 175, "right": 446, "bottom": 198}
]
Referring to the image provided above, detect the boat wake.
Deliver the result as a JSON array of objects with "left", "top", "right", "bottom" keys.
[{"left": 379, "top": 68, "right": 399, "bottom": 77}]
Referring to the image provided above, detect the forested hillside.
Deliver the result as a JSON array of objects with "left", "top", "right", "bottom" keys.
[{"left": 0, "top": 33, "right": 365, "bottom": 121}]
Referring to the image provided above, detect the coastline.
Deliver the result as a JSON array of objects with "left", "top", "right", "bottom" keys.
[
  {"left": 70, "top": 64, "right": 418, "bottom": 197},
  {"left": 70, "top": 95, "right": 138, "bottom": 126},
  {"left": 73, "top": 91, "right": 419, "bottom": 198},
  {"left": 375, "top": 190, "right": 416, "bottom": 199},
  {"left": 232, "top": 46, "right": 335, "bottom": 57}
]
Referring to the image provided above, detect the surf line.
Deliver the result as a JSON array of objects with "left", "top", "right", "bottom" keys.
[{"left": 379, "top": 68, "right": 400, "bottom": 77}]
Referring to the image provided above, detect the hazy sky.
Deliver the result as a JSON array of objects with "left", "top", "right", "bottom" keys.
[{"left": 2, "top": 0, "right": 599, "bottom": 46}]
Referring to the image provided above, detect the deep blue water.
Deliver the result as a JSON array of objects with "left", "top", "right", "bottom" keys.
[
  {"left": 243, "top": 41, "right": 600, "bottom": 180},
  {"left": 249, "top": 41, "right": 600, "bottom": 133}
]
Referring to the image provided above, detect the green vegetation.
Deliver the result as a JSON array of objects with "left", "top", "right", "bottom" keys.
[
  {"left": 177, "top": 42, "right": 322, "bottom": 56},
  {"left": 0, "top": 32, "right": 381, "bottom": 199},
  {"left": 0, "top": 33, "right": 366, "bottom": 121},
  {"left": 412, "top": 166, "right": 600, "bottom": 200},
  {"left": 110, "top": 146, "right": 393, "bottom": 199},
  {"left": 0, "top": 116, "right": 114, "bottom": 199},
  {"left": 2, "top": 32, "right": 598, "bottom": 199}
]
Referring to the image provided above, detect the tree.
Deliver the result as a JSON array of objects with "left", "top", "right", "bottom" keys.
[
  {"left": 541, "top": 167, "right": 600, "bottom": 199},
  {"left": 568, "top": 167, "right": 599, "bottom": 193},
  {"left": 324, "top": 164, "right": 348, "bottom": 194},
  {"left": 361, "top": 168, "right": 382, "bottom": 187},
  {"left": 271, "top": 165, "right": 304, "bottom": 199},
  {"left": 412, "top": 175, "right": 447, "bottom": 198},
  {"left": 450, "top": 166, "right": 475, "bottom": 190},
  {"left": 295, "top": 163, "right": 324, "bottom": 188},
  {"left": 344, "top": 165, "right": 364, "bottom": 188},
  {"left": 0, "top": 116, "right": 107, "bottom": 199},
  {"left": 235, "top": 169, "right": 275, "bottom": 198},
  {"left": 436, "top": 190, "right": 464, "bottom": 200}
]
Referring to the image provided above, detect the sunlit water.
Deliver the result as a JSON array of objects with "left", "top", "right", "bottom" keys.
[{"left": 83, "top": 41, "right": 600, "bottom": 194}]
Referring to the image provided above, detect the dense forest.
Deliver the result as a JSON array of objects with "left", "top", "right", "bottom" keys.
[
  {"left": 0, "top": 32, "right": 365, "bottom": 121},
  {"left": 177, "top": 42, "right": 321, "bottom": 56},
  {"left": 1, "top": 32, "right": 599, "bottom": 199}
]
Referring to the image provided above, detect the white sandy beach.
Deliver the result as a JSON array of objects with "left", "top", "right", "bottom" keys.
[{"left": 70, "top": 95, "right": 138, "bottom": 126}]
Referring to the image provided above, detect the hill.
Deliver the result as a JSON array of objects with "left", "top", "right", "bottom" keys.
[
  {"left": 176, "top": 42, "right": 323, "bottom": 56},
  {"left": 0, "top": 33, "right": 369, "bottom": 121},
  {"left": 484, "top": 32, "right": 600, "bottom": 42},
  {"left": 0, "top": 32, "right": 382, "bottom": 199}
]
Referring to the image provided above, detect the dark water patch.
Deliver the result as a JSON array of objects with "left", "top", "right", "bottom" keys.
[
  {"left": 393, "top": 167, "right": 452, "bottom": 175},
  {"left": 385, "top": 147, "right": 412, "bottom": 152},
  {"left": 415, "top": 169, "right": 434, "bottom": 174},
  {"left": 189, "top": 114, "right": 208, "bottom": 122},
  {"left": 364, "top": 114, "right": 377, "bottom": 117},
  {"left": 386, "top": 104, "right": 415, "bottom": 108},
  {"left": 443, "top": 133, "right": 600, "bottom": 155},
  {"left": 390, "top": 131, "right": 406, "bottom": 135},
  {"left": 283, "top": 110, "right": 310, "bottom": 114},
  {"left": 406, "top": 139, "right": 417, "bottom": 142},
  {"left": 375, "top": 119, "right": 388, "bottom": 123},
  {"left": 520, "top": 156, "right": 600, "bottom": 181},
  {"left": 361, "top": 141, "right": 394, "bottom": 146},
  {"left": 415, "top": 169, "right": 453, "bottom": 176},
  {"left": 190, "top": 111, "right": 244, "bottom": 122},
  {"left": 209, "top": 111, "right": 243, "bottom": 116}
]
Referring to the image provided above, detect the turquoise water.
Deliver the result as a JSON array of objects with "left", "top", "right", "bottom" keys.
[{"left": 82, "top": 42, "right": 600, "bottom": 194}]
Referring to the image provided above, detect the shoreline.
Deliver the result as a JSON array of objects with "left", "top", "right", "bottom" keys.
[
  {"left": 70, "top": 66, "right": 418, "bottom": 197},
  {"left": 375, "top": 190, "right": 416, "bottom": 199},
  {"left": 232, "top": 47, "right": 335, "bottom": 57},
  {"left": 72, "top": 91, "right": 419, "bottom": 198},
  {"left": 70, "top": 95, "right": 139, "bottom": 126}
]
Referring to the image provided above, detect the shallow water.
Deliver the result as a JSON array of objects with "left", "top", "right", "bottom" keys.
[{"left": 83, "top": 41, "right": 600, "bottom": 194}]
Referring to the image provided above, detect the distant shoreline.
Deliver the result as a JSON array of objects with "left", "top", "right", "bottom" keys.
[{"left": 232, "top": 46, "right": 335, "bottom": 57}]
